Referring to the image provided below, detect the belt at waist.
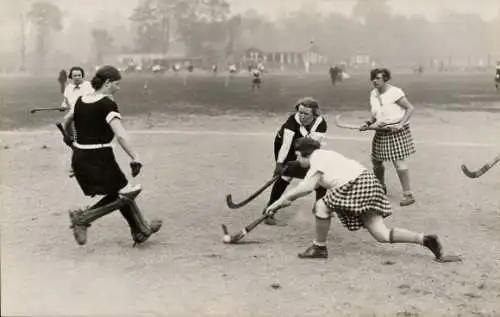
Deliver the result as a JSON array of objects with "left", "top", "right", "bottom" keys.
[{"left": 73, "top": 142, "right": 113, "bottom": 149}]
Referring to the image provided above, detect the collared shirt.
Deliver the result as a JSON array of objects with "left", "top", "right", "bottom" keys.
[
  {"left": 305, "top": 149, "right": 365, "bottom": 189},
  {"left": 370, "top": 85, "right": 406, "bottom": 124},
  {"left": 62, "top": 81, "right": 94, "bottom": 110}
]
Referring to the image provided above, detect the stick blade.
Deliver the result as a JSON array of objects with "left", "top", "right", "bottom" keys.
[
  {"left": 435, "top": 255, "right": 462, "bottom": 263},
  {"left": 225, "top": 194, "right": 243, "bottom": 209},
  {"left": 461, "top": 164, "right": 479, "bottom": 178},
  {"left": 221, "top": 224, "right": 229, "bottom": 235}
]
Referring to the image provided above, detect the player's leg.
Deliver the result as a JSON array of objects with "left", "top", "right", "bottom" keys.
[
  {"left": 118, "top": 190, "right": 162, "bottom": 246},
  {"left": 264, "top": 139, "right": 294, "bottom": 225},
  {"left": 263, "top": 175, "right": 291, "bottom": 225},
  {"left": 298, "top": 199, "right": 331, "bottom": 259},
  {"left": 372, "top": 158, "right": 387, "bottom": 194},
  {"left": 393, "top": 159, "right": 415, "bottom": 206},
  {"left": 361, "top": 212, "right": 442, "bottom": 260},
  {"left": 68, "top": 192, "right": 133, "bottom": 245},
  {"left": 68, "top": 185, "right": 150, "bottom": 246}
]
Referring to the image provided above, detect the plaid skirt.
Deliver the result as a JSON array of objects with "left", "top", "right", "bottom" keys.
[
  {"left": 322, "top": 170, "right": 392, "bottom": 231},
  {"left": 72, "top": 147, "right": 128, "bottom": 197},
  {"left": 371, "top": 124, "right": 416, "bottom": 162}
]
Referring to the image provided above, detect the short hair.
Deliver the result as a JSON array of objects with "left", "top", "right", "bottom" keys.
[
  {"left": 370, "top": 68, "right": 391, "bottom": 81},
  {"left": 294, "top": 97, "right": 321, "bottom": 116},
  {"left": 68, "top": 66, "right": 85, "bottom": 79},
  {"left": 90, "top": 65, "right": 122, "bottom": 90},
  {"left": 294, "top": 137, "right": 321, "bottom": 157}
]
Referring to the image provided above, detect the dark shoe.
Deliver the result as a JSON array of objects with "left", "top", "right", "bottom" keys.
[
  {"left": 400, "top": 193, "right": 416, "bottom": 206},
  {"left": 298, "top": 244, "right": 328, "bottom": 259},
  {"left": 68, "top": 209, "right": 90, "bottom": 246},
  {"left": 423, "top": 234, "right": 442, "bottom": 260},
  {"left": 132, "top": 219, "right": 162, "bottom": 246},
  {"left": 150, "top": 219, "right": 162, "bottom": 234}
]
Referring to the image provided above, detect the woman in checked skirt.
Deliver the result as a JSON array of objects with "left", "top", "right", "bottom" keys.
[
  {"left": 265, "top": 138, "right": 451, "bottom": 261},
  {"left": 360, "top": 68, "right": 416, "bottom": 206}
]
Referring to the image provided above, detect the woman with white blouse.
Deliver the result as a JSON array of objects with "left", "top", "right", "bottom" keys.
[{"left": 360, "top": 68, "right": 416, "bottom": 207}]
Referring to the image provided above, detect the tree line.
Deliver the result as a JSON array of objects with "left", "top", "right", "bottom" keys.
[{"left": 23, "top": 0, "right": 500, "bottom": 69}]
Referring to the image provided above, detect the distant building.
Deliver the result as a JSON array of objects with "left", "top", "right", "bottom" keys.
[
  {"left": 115, "top": 53, "right": 202, "bottom": 72},
  {"left": 238, "top": 42, "right": 328, "bottom": 72}
]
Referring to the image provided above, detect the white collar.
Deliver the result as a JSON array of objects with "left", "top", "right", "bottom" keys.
[
  {"left": 294, "top": 113, "right": 323, "bottom": 137},
  {"left": 81, "top": 93, "right": 109, "bottom": 103}
]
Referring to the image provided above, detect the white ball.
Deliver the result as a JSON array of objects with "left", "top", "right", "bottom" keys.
[{"left": 222, "top": 235, "right": 231, "bottom": 243}]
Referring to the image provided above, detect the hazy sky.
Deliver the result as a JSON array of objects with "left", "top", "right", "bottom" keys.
[
  {"left": 1, "top": 0, "right": 499, "bottom": 23},
  {"left": 229, "top": 0, "right": 500, "bottom": 21}
]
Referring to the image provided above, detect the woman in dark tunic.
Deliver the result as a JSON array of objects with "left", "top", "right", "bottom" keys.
[{"left": 61, "top": 65, "right": 162, "bottom": 246}]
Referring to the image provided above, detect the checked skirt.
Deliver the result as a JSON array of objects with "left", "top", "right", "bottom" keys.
[
  {"left": 371, "top": 124, "right": 416, "bottom": 162},
  {"left": 322, "top": 170, "right": 392, "bottom": 231}
]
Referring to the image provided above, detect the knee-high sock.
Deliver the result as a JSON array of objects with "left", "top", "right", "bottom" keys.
[
  {"left": 266, "top": 178, "right": 290, "bottom": 207},
  {"left": 396, "top": 168, "right": 412, "bottom": 194},
  {"left": 89, "top": 194, "right": 118, "bottom": 209},
  {"left": 314, "top": 216, "right": 331, "bottom": 245},
  {"left": 79, "top": 195, "right": 124, "bottom": 224},
  {"left": 119, "top": 199, "right": 152, "bottom": 236},
  {"left": 389, "top": 228, "right": 423, "bottom": 244}
]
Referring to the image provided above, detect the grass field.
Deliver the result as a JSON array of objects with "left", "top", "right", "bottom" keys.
[{"left": 1, "top": 72, "right": 499, "bottom": 317}]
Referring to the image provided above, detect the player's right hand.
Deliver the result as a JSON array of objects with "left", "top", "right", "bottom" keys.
[
  {"left": 130, "top": 161, "right": 143, "bottom": 177},
  {"left": 359, "top": 124, "right": 370, "bottom": 131}
]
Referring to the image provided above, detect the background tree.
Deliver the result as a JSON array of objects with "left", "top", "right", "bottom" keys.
[
  {"left": 130, "top": 0, "right": 162, "bottom": 53},
  {"left": 91, "top": 28, "right": 114, "bottom": 65},
  {"left": 27, "top": 1, "right": 63, "bottom": 70},
  {"left": 129, "top": 0, "right": 183, "bottom": 54},
  {"left": 175, "top": 0, "right": 232, "bottom": 58}
]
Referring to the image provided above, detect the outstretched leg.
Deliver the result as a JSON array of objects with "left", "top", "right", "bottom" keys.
[
  {"left": 68, "top": 192, "right": 136, "bottom": 246},
  {"left": 362, "top": 213, "right": 442, "bottom": 260}
]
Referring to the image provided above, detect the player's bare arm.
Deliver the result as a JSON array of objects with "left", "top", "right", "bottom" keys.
[{"left": 109, "top": 118, "right": 140, "bottom": 163}]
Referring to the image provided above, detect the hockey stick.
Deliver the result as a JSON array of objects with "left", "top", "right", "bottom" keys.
[
  {"left": 461, "top": 154, "right": 500, "bottom": 178},
  {"left": 30, "top": 107, "right": 65, "bottom": 114},
  {"left": 56, "top": 122, "right": 76, "bottom": 178},
  {"left": 334, "top": 115, "right": 393, "bottom": 131},
  {"left": 221, "top": 206, "right": 286, "bottom": 244},
  {"left": 225, "top": 174, "right": 280, "bottom": 209},
  {"left": 55, "top": 122, "right": 74, "bottom": 148}
]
